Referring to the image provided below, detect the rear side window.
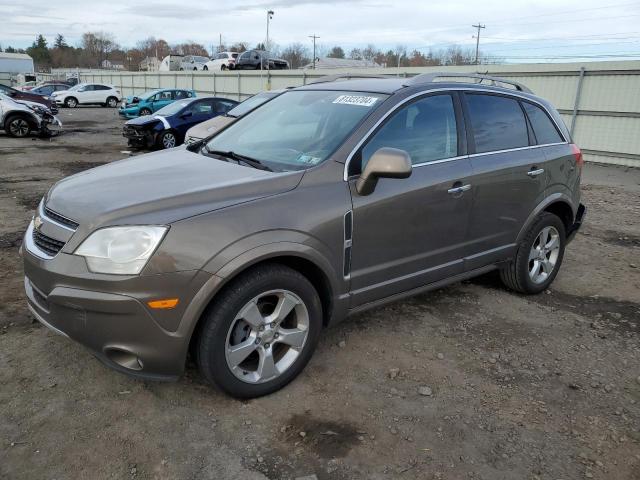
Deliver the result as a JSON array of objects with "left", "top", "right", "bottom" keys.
[
  {"left": 466, "top": 94, "right": 529, "bottom": 153},
  {"left": 361, "top": 94, "right": 458, "bottom": 168},
  {"left": 522, "top": 102, "right": 563, "bottom": 145}
]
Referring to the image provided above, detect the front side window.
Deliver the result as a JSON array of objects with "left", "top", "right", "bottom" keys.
[
  {"left": 187, "top": 100, "right": 213, "bottom": 114},
  {"left": 155, "top": 100, "right": 193, "bottom": 116},
  {"left": 522, "top": 102, "right": 563, "bottom": 145},
  {"left": 359, "top": 94, "right": 458, "bottom": 170},
  {"left": 157, "top": 90, "right": 173, "bottom": 100},
  {"left": 466, "top": 94, "right": 529, "bottom": 153},
  {"left": 204, "top": 90, "right": 387, "bottom": 172}
]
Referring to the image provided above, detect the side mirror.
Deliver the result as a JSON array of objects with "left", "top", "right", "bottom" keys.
[
  {"left": 181, "top": 111, "right": 193, "bottom": 119},
  {"left": 355, "top": 147, "right": 412, "bottom": 196}
]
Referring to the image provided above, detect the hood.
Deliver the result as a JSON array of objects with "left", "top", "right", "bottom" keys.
[
  {"left": 45, "top": 148, "right": 304, "bottom": 230},
  {"left": 126, "top": 115, "right": 164, "bottom": 127}
]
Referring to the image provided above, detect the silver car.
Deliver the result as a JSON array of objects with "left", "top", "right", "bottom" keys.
[{"left": 0, "top": 93, "right": 62, "bottom": 137}]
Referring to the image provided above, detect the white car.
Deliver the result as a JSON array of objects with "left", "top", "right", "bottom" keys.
[
  {"left": 179, "top": 55, "right": 210, "bottom": 71},
  {"left": 203, "top": 52, "right": 239, "bottom": 71},
  {"left": 52, "top": 83, "right": 122, "bottom": 108}
]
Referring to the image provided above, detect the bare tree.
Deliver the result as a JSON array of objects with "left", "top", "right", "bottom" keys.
[
  {"left": 280, "top": 43, "right": 311, "bottom": 69},
  {"left": 81, "top": 31, "right": 118, "bottom": 67},
  {"left": 327, "top": 46, "right": 345, "bottom": 59}
]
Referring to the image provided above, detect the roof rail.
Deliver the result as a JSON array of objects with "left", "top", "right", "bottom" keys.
[
  {"left": 403, "top": 72, "right": 533, "bottom": 94},
  {"left": 307, "top": 73, "right": 388, "bottom": 85}
]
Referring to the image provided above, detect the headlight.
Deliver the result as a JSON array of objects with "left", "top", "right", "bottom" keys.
[
  {"left": 75, "top": 226, "right": 167, "bottom": 275},
  {"left": 28, "top": 104, "right": 48, "bottom": 115}
]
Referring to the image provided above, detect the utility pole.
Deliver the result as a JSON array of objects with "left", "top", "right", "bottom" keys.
[
  {"left": 472, "top": 23, "right": 485, "bottom": 65},
  {"left": 219, "top": 33, "right": 222, "bottom": 53},
  {"left": 309, "top": 34, "right": 320, "bottom": 69}
]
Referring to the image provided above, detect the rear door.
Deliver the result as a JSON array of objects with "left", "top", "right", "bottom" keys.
[
  {"left": 348, "top": 92, "right": 474, "bottom": 307},
  {"left": 462, "top": 92, "right": 549, "bottom": 269}
]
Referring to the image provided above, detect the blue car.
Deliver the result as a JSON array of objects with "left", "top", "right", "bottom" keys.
[
  {"left": 119, "top": 88, "right": 196, "bottom": 118},
  {"left": 122, "top": 96, "right": 239, "bottom": 149}
]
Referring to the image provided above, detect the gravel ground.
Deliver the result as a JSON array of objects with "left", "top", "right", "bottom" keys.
[{"left": 1, "top": 108, "right": 639, "bottom": 480}]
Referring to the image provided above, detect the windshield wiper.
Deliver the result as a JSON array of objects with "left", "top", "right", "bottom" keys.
[{"left": 203, "top": 147, "right": 273, "bottom": 172}]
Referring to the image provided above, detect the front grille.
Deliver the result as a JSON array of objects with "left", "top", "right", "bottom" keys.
[
  {"left": 44, "top": 207, "right": 79, "bottom": 230},
  {"left": 32, "top": 229, "right": 65, "bottom": 256}
]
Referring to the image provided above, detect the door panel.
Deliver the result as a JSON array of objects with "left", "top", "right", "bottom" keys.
[
  {"left": 462, "top": 93, "right": 550, "bottom": 269},
  {"left": 349, "top": 158, "right": 473, "bottom": 306}
]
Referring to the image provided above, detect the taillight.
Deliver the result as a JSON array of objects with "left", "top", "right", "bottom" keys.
[{"left": 570, "top": 144, "right": 584, "bottom": 169}]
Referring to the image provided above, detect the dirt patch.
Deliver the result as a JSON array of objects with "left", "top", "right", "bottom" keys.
[
  {"left": 0, "top": 231, "right": 23, "bottom": 249},
  {"left": 1, "top": 110, "right": 640, "bottom": 480},
  {"left": 603, "top": 230, "right": 640, "bottom": 248}
]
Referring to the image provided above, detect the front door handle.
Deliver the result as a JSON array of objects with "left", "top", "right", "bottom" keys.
[
  {"left": 527, "top": 168, "right": 545, "bottom": 177},
  {"left": 447, "top": 184, "right": 471, "bottom": 195}
]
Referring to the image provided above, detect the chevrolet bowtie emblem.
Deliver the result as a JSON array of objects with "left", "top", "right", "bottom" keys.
[{"left": 34, "top": 216, "right": 43, "bottom": 231}]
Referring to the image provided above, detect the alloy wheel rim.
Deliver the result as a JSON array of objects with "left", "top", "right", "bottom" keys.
[
  {"left": 162, "top": 133, "right": 176, "bottom": 148},
  {"left": 10, "top": 119, "right": 29, "bottom": 136},
  {"left": 108, "top": 98, "right": 117, "bottom": 107},
  {"left": 67, "top": 99, "right": 76, "bottom": 107},
  {"left": 528, "top": 226, "right": 560, "bottom": 284},
  {"left": 224, "top": 289, "right": 309, "bottom": 384}
]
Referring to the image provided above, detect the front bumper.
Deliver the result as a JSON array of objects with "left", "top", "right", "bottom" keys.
[
  {"left": 22, "top": 232, "right": 214, "bottom": 380},
  {"left": 119, "top": 106, "right": 140, "bottom": 118},
  {"left": 122, "top": 126, "right": 154, "bottom": 147},
  {"left": 41, "top": 115, "right": 63, "bottom": 134},
  {"left": 566, "top": 203, "right": 586, "bottom": 243}
]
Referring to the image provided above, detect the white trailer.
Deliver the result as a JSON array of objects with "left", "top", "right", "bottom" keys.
[{"left": 0, "top": 52, "right": 34, "bottom": 74}]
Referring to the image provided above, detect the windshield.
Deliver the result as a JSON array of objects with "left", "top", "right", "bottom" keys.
[
  {"left": 204, "top": 90, "right": 387, "bottom": 171},
  {"left": 141, "top": 89, "right": 161, "bottom": 100},
  {"left": 193, "top": 56, "right": 209, "bottom": 62},
  {"left": 227, "top": 92, "right": 277, "bottom": 118},
  {"left": 68, "top": 84, "right": 84, "bottom": 91},
  {"left": 155, "top": 99, "right": 193, "bottom": 116}
]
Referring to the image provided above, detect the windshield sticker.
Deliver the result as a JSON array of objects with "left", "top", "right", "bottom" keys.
[{"left": 332, "top": 95, "right": 378, "bottom": 107}]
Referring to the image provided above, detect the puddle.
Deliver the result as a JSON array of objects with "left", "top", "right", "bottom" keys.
[{"left": 603, "top": 230, "right": 640, "bottom": 248}]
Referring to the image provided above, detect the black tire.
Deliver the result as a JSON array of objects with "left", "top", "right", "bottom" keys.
[
  {"left": 106, "top": 97, "right": 118, "bottom": 108},
  {"left": 221, "top": 64, "right": 227, "bottom": 71},
  {"left": 196, "top": 264, "right": 323, "bottom": 398},
  {"left": 139, "top": 108, "right": 152, "bottom": 116},
  {"left": 500, "top": 212, "right": 566, "bottom": 294},
  {"left": 4, "top": 114, "right": 33, "bottom": 137},
  {"left": 64, "top": 97, "right": 78, "bottom": 108},
  {"left": 203, "top": 65, "right": 208, "bottom": 71},
  {"left": 156, "top": 130, "right": 178, "bottom": 149}
]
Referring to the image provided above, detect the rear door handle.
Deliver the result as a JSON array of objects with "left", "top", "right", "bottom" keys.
[
  {"left": 447, "top": 184, "right": 471, "bottom": 195},
  {"left": 527, "top": 168, "right": 545, "bottom": 177}
]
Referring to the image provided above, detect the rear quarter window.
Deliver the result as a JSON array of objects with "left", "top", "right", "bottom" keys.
[
  {"left": 522, "top": 102, "right": 564, "bottom": 145},
  {"left": 466, "top": 94, "right": 529, "bottom": 153}
]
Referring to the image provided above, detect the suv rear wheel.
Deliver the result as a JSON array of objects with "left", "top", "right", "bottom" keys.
[
  {"left": 196, "top": 264, "right": 322, "bottom": 398},
  {"left": 500, "top": 212, "right": 566, "bottom": 294}
]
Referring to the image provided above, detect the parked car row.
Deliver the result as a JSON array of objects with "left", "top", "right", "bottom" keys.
[
  {"left": 201, "top": 50, "right": 289, "bottom": 71},
  {"left": 123, "top": 95, "right": 238, "bottom": 149}
]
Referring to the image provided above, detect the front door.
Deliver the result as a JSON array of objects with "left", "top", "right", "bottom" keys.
[
  {"left": 348, "top": 93, "right": 473, "bottom": 307},
  {"left": 152, "top": 90, "right": 174, "bottom": 112}
]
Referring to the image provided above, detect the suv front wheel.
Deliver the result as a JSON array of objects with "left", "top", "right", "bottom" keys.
[
  {"left": 500, "top": 212, "right": 566, "bottom": 294},
  {"left": 197, "top": 264, "right": 322, "bottom": 398}
]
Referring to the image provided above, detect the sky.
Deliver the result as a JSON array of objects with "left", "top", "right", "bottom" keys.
[{"left": 3, "top": 0, "right": 640, "bottom": 63}]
